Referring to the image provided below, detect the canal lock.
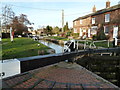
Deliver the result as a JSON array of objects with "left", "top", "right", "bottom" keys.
[
  {"left": 39, "top": 39, "right": 120, "bottom": 87},
  {"left": 76, "top": 55, "right": 120, "bottom": 87}
]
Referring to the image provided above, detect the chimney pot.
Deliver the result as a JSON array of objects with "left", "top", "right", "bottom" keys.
[
  {"left": 93, "top": 5, "right": 96, "bottom": 12},
  {"left": 106, "top": 0, "right": 110, "bottom": 8}
]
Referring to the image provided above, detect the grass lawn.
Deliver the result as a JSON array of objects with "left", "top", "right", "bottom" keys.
[
  {"left": 94, "top": 41, "right": 113, "bottom": 48},
  {"left": 78, "top": 40, "right": 113, "bottom": 48},
  {"left": 2, "top": 38, "right": 50, "bottom": 60},
  {"left": 48, "top": 36, "right": 68, "bottom": 41}
]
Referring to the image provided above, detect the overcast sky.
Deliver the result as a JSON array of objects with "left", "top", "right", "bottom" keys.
[{"left": 1, "top": 0, "right": 119, "bottom": 30}]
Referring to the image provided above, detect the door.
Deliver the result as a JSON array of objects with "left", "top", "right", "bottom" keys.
[{"left": 113, "top": 26, "right": 118, "bottom": 38}]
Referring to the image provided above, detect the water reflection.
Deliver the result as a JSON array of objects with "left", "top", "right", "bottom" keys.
[{"left": 39, "top": 40, "right": 63, "bottom": 53}]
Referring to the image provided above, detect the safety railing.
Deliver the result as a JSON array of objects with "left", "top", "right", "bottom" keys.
[{"left": 76, "top": 40, "right": 112, "bottom": 49}]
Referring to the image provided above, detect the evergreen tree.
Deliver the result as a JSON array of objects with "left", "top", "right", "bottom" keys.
[
  {"left": 63, "top": 22, "right": 69, "bottom": 32},
  {"left": 97, "top": 25, "right": 106, "bottom": 40},
  {"left": 52, "top": 26, "right": 59, "bottom": 34},
  {"left": 45, "top": 25, "right": 53, "bottom": 36}
]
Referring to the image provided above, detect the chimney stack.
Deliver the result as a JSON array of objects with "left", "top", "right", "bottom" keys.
[
  {"left": 106, "top": 0, "right": 110, "bottom": 8},
  {"left": 93, "top": 5, "right": 96, "bottom": 12}
]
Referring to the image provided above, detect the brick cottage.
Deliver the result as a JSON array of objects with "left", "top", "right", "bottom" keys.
[{"left": 73, "top": 1, "right": 120, "bottom": 40}]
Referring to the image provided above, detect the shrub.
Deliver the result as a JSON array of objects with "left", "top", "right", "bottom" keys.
[
  {"left": 60, "top": 33, "right": 66, "bottom": 37},
  {"left": 97, "top": 29, "right": 107, "bottom": 40},
  {"left": 92, "top": 35, "right": 97, "bottom": 40},
  {"left": 72, "top": 33, "right": 79, "bottom": 38},
  {"left": 66, "top": 31, "right": 71, "bottom": 37},
  {"left": 2, "top": 33, "right": 10, "bottom": 38}
]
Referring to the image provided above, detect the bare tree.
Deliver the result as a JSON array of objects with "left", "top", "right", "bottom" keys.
[
  {"left": 1, "top": 5, "right": 32, "bottom": 35},
  {"left": 10, "top": 15, "right": 29, "bottom": 35},
  {"left": 19, "top": 14, "right": 31, "bottom": 25},
  {"left": 2, "top": 5, "right": 15, "bottom": 33}
]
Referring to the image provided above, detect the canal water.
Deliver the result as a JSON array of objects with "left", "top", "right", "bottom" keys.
[
  {"left": 39, "top": 40, "right": 63, "bottom": 53},
  {"left": 1, "top": 40, "right": 63, "bottom": 79}
]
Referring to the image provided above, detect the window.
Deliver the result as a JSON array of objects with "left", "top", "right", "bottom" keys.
[
  {"left": 88, "top": 29, "right": 91, "bottom": 37},
  {"left": 91, "top": 26, "right": 97, "bottom": 35},
  {"left": 80, "top": 20, "right": 82, "bottom": 24},
  {"left": 74, "top": 21, "right": 77, "bottom": 25},
  {"left": 74, "top": 28, "right": 77, "bottom": 33},
  {"left": 105, "top": 14, "right": 110, "bottom": 22},
  {"left": 79, "top": 28, "right": 82, "bottom": 36},
  {"left": 104, "top": 26, "right": 109, "bottom": 34},
  {"left": 92, "top": 17, "right": 95, "bottom": 24}
]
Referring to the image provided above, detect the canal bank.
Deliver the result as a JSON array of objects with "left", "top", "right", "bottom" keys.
[
  {"left": 1, "top": 38, "right": 57, "bottom": 79},
  {"left": 42, "top": 38, "right": 64, "bottom": 45},
  {"left": 2, "top": 38, "right": 52, "bottom": 60}
]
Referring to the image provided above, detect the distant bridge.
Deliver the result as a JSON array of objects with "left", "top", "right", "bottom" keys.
[{"left": 18, "top": 47, "right": 120, "bottom": 73}]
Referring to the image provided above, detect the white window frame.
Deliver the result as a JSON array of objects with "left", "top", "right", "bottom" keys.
[
  {"left": 105, "top": 14, "right": 110, "bottom": 22},
  {"left": 91, "top": 26, "right": 97, "bottom": 35},
  {"left": 74, "top": 28, "right": 77, "bottom": 33},
  {"left": 74, "top": 21, "right": 77, "bottom": 25},
  {"left": 80, "top": 28, "right": 82, "bottom": 36},
  {"left": 80, "top": 20, "right": 82, "bottom": 24},
  {"left": 92, "top": 17, "right": 95, "bottom": 24}
]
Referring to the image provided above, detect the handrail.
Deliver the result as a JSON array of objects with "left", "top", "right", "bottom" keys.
[{"left": 75, "top": 40, "right": 111, "bottom": 49}]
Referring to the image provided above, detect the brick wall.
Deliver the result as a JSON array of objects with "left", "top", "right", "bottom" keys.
[
  {"left": 73, "top": 17, "right": 91, "bottom": 38},
  {"left": 73, "top": 5, "right": 120, "bottom": 40},
  {"left": 73, "top": 17, "right": 91, "bottom": 28},
  {"left": 92, "top": 9, "right": 120, "bottom": 40}
]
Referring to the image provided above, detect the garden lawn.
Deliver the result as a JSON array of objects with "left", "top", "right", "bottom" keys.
[
  {"left": 2, "top": 38, "right": 50, "bottom": 60},
  {"left": 78, "top": 40, "right": 113, "bottom": 48},
  {"left": 94, "top": 41, "right": 113, "bottom": 48}
]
